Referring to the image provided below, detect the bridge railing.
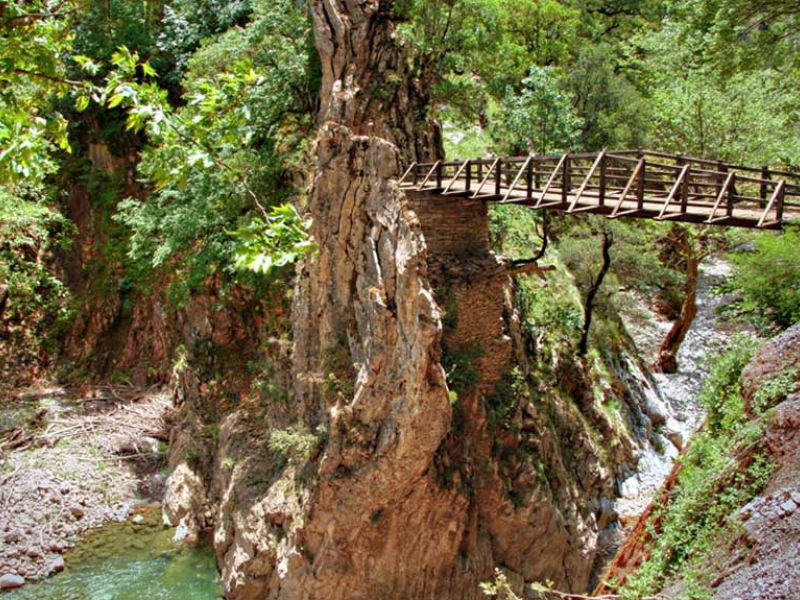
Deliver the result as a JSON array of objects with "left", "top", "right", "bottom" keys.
[{"left": 399, "top": 150, "right": 800, "bottom": 229}]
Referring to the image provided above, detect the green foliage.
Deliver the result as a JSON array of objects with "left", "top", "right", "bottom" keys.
[
  {"left": 0, "top": 0, "right": 77, "bottom": 184},
  {"left": 99, "top": 0, "right": 317, "bottom": 290},
  {"left": 155, "top": 0, "right": 252, "bottom": 85},
  {"left": 750, "top": 369, "right": 800, "bottom": 416},
  {"left": 728, "top": 228, "right": 800, "bottom": 330},
  {"left": 491, "top": 66, "right": 582, "bottom": 154},
  {"left": 485, "top": 367, "right": 527, "bottom": 431},
  {"left": 268, "top": 425, "right": 320, "bottom": 465},
  {"left": 566, "top": 43, "right": 650, "bottom": 150},
  {"left": 479, "top": 568, "right": 522, "bottom": 599},
  {"left": 442, "top": 342, "right": 484, "bottom": 396},
  {"left": 0, "top": 190, "right": 72, "bottom": 383},
  {"left": 698, "top": 335, "right": 759, "bottom": 431},
  {"left": 230, "top": 204, "right": 315, "bottom": 276}
]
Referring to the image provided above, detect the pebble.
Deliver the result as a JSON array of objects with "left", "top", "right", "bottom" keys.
[
  {"left": 4, "top": 531, "right": 21, "bottom": 544},
  {"left": 70, "top": 506, "right": 85, "bottom": 519},
  {"left": 49, "top": 542, "right": 65, "bottom": 553},
  {"left": 0, "top": 573, "right": 25, "bottom": 590}
]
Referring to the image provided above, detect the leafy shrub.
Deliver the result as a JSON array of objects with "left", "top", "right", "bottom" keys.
[
  {"left": 442, "top": 341, "right": 484, "bottom": 396},
  {"left": 698, "top": 335, "right": 759, "bottom": 431},
  {"left": 268, "top": 425, "right": 320, "bottom": 465},
  {"left": 0, "top": 191, "right": 72, "bottom": 385},
  {"left": 729, "top": 228, "right": 800, "bottom": 330}
]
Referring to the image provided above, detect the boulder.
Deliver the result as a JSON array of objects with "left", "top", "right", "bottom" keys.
[{"left": 0, "top": 573, "right": 25, "bottom": 590}]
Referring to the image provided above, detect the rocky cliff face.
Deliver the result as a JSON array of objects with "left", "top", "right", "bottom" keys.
[{"left": 169, "top": 178, "right": 660, "bottom": 599}]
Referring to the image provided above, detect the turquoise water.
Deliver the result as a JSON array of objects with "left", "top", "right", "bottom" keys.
[{"left": 7, "top": 509, "right": 222, "bottom": 600}]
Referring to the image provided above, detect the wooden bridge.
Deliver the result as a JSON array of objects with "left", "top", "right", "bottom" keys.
[{"left": 399, "top": 150, "right": 800, "bottom": 230}]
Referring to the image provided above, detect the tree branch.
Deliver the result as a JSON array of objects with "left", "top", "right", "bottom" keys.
[{"left": 11, "top": 68, "right": 84, "bottom": 88}]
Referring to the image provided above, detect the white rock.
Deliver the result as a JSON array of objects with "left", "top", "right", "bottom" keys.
[{"left": 0, "top": 573, "right": 25, "bottom": 590}]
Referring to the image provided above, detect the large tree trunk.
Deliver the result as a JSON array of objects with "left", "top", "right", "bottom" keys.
[
  {"left": 276, "top": 2, "right": 465, "bottom": 597},
  {"left": 655, "top": 254, "right": 699, "bottom": 373}
]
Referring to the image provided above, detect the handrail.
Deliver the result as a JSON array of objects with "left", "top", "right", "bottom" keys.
[
  {"left": 398, "top": 162, "right": 417, "bottom": 185},
  {"left": 758, "top": 180, "right": 786, "bottom": 228},
  {"left": 398, "top": 149, "right": 798, "bottom": 230},
  {"left": 443, "top": 159, "right": 470, "bottom": 194},
  {"left": 609, "top": 159, "right": 645, "bottom": 218},
  {"left": 416, "top": 161, "right": 441, "bottom": 191},
  {"left": 707, "top": 171, "right": 736, "bottom": 223},
  {"left": 534, "top": 152, "right": 569, "bottom": 208},
  {"left": 568, "top": 150, "right": 605, "bottom": 212},
  {"left": 657, "top": 164, "right": 691, "bottom": 219},
  {"left": 501, "top": 155, "right": 534, "bottom": 203},
  {"left": 471, "top": 157, "right": 501, "bottom": 198}
]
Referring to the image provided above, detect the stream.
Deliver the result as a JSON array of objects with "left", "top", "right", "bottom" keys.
[
  {"left": 616, "top": 258, "right": 750, "bottom": 521},
  {"left": 5, "top": 508, "right": 221, "bottom": 599}
]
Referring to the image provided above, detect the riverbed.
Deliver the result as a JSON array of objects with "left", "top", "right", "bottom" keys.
[{"left": 616, "top": 258, "right": 755, "bottom": 521}]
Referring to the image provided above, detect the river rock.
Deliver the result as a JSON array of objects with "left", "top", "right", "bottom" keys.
[
  {"left": 0, "top": 573, "right": 25, "bottom": 590},
  {"left": 49, "top": 556, "right": 65, "bottom": 573},
  {"left": 70, "top": 505, "right": 85, "bottom": 519}
]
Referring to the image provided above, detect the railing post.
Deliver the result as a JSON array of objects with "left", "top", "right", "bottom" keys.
[
  {"left": 599, "top": 153, "right": 606, "bottom": 207},
  {"left": 562, "top": 152, "right": 571, "bottom": 204},
  {"left": 637, "top": 158, "right": 646, "bottom": 210},
  {"left": 727, "top": 173, "right": 736, "bottom": 218},
  {"left": 535, "top": 157, "right": 541, "bottom": 189},
  {"left": 436, "top": 162, "right": 443, "bottom": 190},
  {"left": 760, "top": 166, "right": 770, "bottom": 208},
  {"left": 465, "top": 160, "right": 472, "bottom": 193},
  {"left": 681, "top": 167, "right": 690, "bottom": 213},
  {"left": 495, "top": 157, "right": 503, "bottom": 196},
  {"left": 776, "top": 181, "right": 786, "bottom": 222},
  {"left": 526, "top": 158, "right": 533, "bottom": 199},
  {"left": 718, "top": 165, "right": 728, "bottom": 199},
  {"left": 412, "top": 164, "right": 419, "bottom": 186}
]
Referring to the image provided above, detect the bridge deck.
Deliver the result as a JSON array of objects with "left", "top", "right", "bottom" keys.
[{"left": 400, "top": 150, "right": 800, "bottom": 230}]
